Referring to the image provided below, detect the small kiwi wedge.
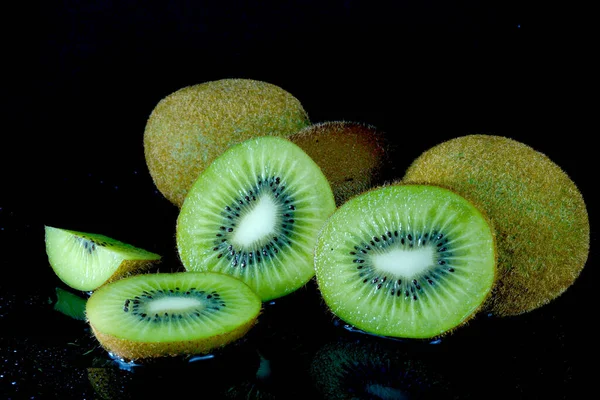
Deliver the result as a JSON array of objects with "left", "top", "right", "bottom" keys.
[
  {"left": 176, "top": 136, "right": 336, "bottom": 301},
  {"left": 86, "top": 271, "right": 262, "bottom": 361},
  {"left": 143, "top": 78, "right": 311, "bottom": 207},
  {"left": 45, "top": 226, "right": 161, "bottom": 292},
  {"left": 401, "top": 134, "right": 590, "bottom": 316},
  {"left": 314, "top": 184, "right": 496, "bottom": 339},
  {"left": 289, "top": 121, "right": 392, "bottom": 206}
]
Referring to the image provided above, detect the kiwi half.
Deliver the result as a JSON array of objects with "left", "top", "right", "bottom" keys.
[
  {"left": 45, "top": 226, "right": 161, "bottom": 292},
  {"left": 143, "top": 78, "right": 311, "bottom": 207},
  {"left": 176, "top": 136, "right": 336, "bottom": 301},
  {"left": 86, "top": 271, "right": 261, "bottom": 360},
  {"left": 401, "top": 134, "right": 590, "bottom": 316},
  {"left": 289, "top": 121, "right": 392, "bottom": 206},
  {"left": 314, "top": 184, "right": 496, "bottom": 339}
]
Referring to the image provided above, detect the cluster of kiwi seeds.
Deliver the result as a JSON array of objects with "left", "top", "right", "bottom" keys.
[{"left": 44, "top": 78, "right": 589, "bottom": 369}]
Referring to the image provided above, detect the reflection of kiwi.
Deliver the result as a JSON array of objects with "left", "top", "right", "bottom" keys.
[
  {"left": 143, "top": 78, "right": 311, "bottom": 207},
  {"left": 45, "top": 226, "right": 161, "bottom": 292},
  {"left": 53, "top": 286, "right": 87, "bottom": 321},
  {"left": 310, "top": 337, "right": 455, "bottom": 400},
  {"left": 314, "top": 184, "right": 496, "bottom": 339},
  {"left": 87, "top": 346, "right": 259, "bottom": 399},
  {"left": 402, "top": 134, "right": 590, "bottom": 316},
  {"left": 176, "top": 136, "right": 336, "bottom": 301},
  {"left": 289, "top": 121, "right": 392, "bottom": 206},
  {"left": 86, "top": 271, "right": 262, "bottom": 360}
]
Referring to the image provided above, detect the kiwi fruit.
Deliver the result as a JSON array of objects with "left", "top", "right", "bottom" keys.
[
  {"left": 53, "top": 286, "right": 87, "bottom": 321},
  {"left": 176, "top": 135, "right": 336, "bottom": 301},
  {"left": 314, "top": 184, "right": 496, "bottom": 339},
  {"left": 85, "top": 271, "right": 262, "bottom": 361},
  {"left": 45, "top": 226, "right": 161, "bottom": 292},
  {"left": 143, "top": 78, "right": 311, "bottom": 207},
  {"left": 401, "top": 134, "right": 590, "bottom": 316},
  {"left": 289, "top": 121, "right": 392, "bottom": 206}
]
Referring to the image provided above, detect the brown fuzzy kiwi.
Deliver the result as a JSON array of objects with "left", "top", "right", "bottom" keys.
[
  {"left": 289, "top": 121, "right": 392, "bottom": 206},
  {"left": 143, "top": 78, "right": 311, "bottom": 207},
  {"left": 402, "top": 134, "right": 590, "bottom": 317}
]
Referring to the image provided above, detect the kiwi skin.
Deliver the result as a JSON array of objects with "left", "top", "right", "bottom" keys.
[
  {"left": 402, "top": 134, "right": 590, "bottom": 317},
  {"left": 143, "top": 78, "right": 311, "bottom": 207},
  {"left": 289, "top": 120, "right": 392, "bottom": 206}
]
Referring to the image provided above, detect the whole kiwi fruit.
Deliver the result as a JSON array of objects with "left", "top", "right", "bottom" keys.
[
  {"left": 143, "top": 78, "right": 310, "bottom": 207},
  {"left": 402, "top": 134, "right": 590, "bottom": 317}
]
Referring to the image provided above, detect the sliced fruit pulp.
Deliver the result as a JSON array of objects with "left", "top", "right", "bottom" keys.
[{"left": 314, "top": 184, "right": 496, "bottom": 339}]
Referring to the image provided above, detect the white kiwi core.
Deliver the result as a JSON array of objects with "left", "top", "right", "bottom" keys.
[
  {"left": 146, "top": 297, "right": 204, "bottom": 314},
  {"left": 371, "top": 246, "right": 435, "bottom": 277},
  {"left": 231, "top": 194, "right": 277, "bottom": 247}
]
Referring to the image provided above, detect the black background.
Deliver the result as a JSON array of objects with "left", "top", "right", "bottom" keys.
[{"left": 1, "top": 1, "right": 595, "bottom": 399}]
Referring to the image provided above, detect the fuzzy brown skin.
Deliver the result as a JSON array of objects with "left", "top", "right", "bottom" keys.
[
  {"left": 289, "top": 121, "right": 391, "bottom": 206},
  {"left": 144, "top": 79, "right": 310, "bottom": 207},
  {"left": 402, "top": 134, "right": 590, "bottom": 317},
  {"left": 89, "top": 317, "right": 258, "bottom": 361}
]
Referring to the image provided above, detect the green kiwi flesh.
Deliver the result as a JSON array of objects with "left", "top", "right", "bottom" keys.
[
  {"left": 314, "top": 184, "right": 496, "bottom": 339},
  {"left": 86, "top": 271, "right": 261, "bottom": 360},
  {"left": 45, "top": 226, "right": 161, "bottom": 292},
  {"left": 54, "top": 287, "right": 87, "bottom": 321},
  {"left": 176, "top": 136, "right": 336, "bottom": 301},
  {"left": 401, "top": 134, "right": 590, "bottom": 316},
  {"left": 289, "top": 121, "right": 391, "bottom": 206},
  {"left": 143, "top": 78, "right": 311, "bottom": 207}
]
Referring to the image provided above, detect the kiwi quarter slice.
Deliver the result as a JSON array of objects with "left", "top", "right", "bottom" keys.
[
  {"left": 45, "top": 226, "right": 161, "bottom": 292},
  {"left": 143, "top": 78, "right": 311, "bottom": 207},
  {"left": 86, "top": 271, "right": 261, "bottom": 360},
  {"left": 314, "top": 184, "right": 496, "bottom": 339},
  {"left": 176, "top": 136, "right": 336, "bottom": 301},
  {"left": 289, "top": 121, "right": 392, "bottom": 206},
  {"left": 401, "top": 134, "right": 590, "bottom": 316}
]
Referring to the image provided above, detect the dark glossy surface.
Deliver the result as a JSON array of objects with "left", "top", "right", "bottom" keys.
[{"left": 2, "top": 1, "right": 594, "bottom": 399}]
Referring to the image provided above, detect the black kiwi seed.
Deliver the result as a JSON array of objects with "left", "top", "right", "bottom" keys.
[
  {"left": 349, "top": 227, "right": 455, "bottom": 301},
  {"left": 123, "top": 288, "right": 227, "bottom": 323}
]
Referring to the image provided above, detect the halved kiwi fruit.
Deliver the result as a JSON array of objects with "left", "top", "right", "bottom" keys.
[
  {"left": 143, "top": 78, "right": 311, "bottom": 207},
  {"left": 401, "top": 134, "right": 590, "bottom": 316},
  {"left": 176, "top": 135, "right": 336, "bottom": 301},
  {"left": 45, "top": 226, "right": 161, "bottom": 292},
  {"left": 314, "top": 184, "right": 496, "bottom": 339},
  {"left": 289, "top": 121, "right": 392, "bottom": 206},
  {"left": 86, "top": 271, "right": 262, "bottom": 361}
]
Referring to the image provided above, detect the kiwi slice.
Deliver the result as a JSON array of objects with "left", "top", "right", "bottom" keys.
[
  {"left": 176, "top": 135, "right": 336, "bottom": 301},
  {"left": 314, "top": 184, "right": 496, "bottom": 339},
  {"left": 289, "top": 121, "right": 392, "bottom": 206},
  {"left": 86, "top": 271, "right": 261, "bottom": 360},
  {"left": 143, "top": 78, "right": 311, "bottom": 207},
  {"left": 401, "top": 134, "right": 590, "bottom": 316},
  {"left": 45, "top": 226, "right": 161, "bottom": 292}
]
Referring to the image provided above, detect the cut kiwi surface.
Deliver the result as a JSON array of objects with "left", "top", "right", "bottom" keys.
[
  {"left": 176, "top": 136, "right": 336, "bottom": 301},
  {"left": 86, "top": 271, "right": 261, "bottom": 360},
  {"left": 289, "top": 121, "right": 392, "bottom": 206},
  {"left": 45, "top": 226, "right": 161, "bottom": 292},
  {"left": 143, "top": 78, "right": 311, "bottom": 207},
  {"left": 314, "top": 184, "right": 496, "bottom": 339},
  {"left": 402, "top": 134, "right": 590, "bottom": 316}
]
